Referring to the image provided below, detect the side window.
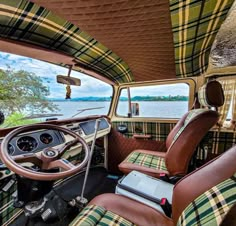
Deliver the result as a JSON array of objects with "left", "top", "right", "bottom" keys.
[{"left": 116, "top": 83, "right": 189, "bottom": 118}]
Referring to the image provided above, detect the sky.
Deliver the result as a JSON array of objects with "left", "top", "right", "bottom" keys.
[
  {"left": 0, "top": 51, "right": 189, "bottom": 98},
  {"left": 0, "top": 51, "right": 112, "bottom": 99}
]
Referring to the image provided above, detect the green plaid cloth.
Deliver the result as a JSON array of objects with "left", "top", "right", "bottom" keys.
[
  {"left": 0, "top": 0, "right": 133, "bottom": 84},
  {"left": 70, "top": 205, "right": 135, "bottom": 226},
  {"left": 197, "top": 130, "right": 236, "bottom": 158},
  {"left": 170, "top": 0, "right": 234, "bottom": 78},
  {"left": 0, "top": 182, "right": 21, "bottom": 225},
  {"left": 173, "top": 109, "right": 208, "bottom": 141},
  {"left": 177, "top": 173, "right": 236, "bottom": 226},
  {"left": 125, "top": 151, "right": 167, "bottom": 171}
]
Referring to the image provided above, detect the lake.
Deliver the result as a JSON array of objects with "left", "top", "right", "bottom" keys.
[{"left": 52, "top": 101, "right": 188, "bottom": 119}]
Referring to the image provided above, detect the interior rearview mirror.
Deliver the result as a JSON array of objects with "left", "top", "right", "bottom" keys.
[
  {"left": 131, "top": 103, "right": 140, "bottom": 116},
  {"left": 56, "top": 75, "right": 81, "bottom": 86}
]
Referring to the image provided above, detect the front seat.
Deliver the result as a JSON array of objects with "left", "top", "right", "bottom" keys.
[
  {"left": 118, "top": 80, "right": 225, "bottom": 178},
  {"left": 70, "top": 145, "right": 236, "bottom": 226}
]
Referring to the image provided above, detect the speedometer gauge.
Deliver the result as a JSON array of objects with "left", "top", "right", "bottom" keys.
[
  {"left": 17, "top": 136, "right": 38, "bottom": 152},
  {"left": 40, "top": 133, "right": 53, "bottom": 144}
]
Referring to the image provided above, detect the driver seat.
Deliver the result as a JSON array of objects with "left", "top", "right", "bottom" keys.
[
  {"left": 118, "top": 80, "right": 225, "bottom": 178},
  {"left": 70, "top": 145, "right": 236, "bottom": 226}
]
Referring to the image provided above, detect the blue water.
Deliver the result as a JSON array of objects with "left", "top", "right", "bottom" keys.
[{"left": 52, "top": 101, "right": 188, "bottom": 119}]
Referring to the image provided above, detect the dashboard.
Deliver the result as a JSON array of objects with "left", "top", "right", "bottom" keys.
[
  {"left": 0, "top": 117, "right": 111, "bottom": 167},
  {"left": 5, "top": 130, "right": 64, "bottom": 157}
]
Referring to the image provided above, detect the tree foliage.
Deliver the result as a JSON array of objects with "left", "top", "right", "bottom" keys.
[
  {"left": 0, "top": 68, "right": 58, "bottom": 116},
  {"left": 2, "top": 112, "right": 39, "bottom": 127}
]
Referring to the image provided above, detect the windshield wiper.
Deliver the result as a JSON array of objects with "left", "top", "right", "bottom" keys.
[{"left": 72, "top": 107, "right": 105, "bottom": 118}]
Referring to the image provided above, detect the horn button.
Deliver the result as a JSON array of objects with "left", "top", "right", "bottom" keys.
[{"left": 42, "top": 148, "right": 58, "bottom": 160}]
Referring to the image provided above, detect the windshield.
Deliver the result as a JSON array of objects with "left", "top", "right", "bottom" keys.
[{"left": 0, "top": 51, "right": 113, "bottom": 128}]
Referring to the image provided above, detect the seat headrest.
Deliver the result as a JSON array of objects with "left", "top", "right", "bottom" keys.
[{"left": 198, "top": 80, "right": 224, "bottom": 107}]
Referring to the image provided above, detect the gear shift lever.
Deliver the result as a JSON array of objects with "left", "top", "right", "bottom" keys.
[{"left": 70, "top": 119, "right": 101, "bottom": 208}]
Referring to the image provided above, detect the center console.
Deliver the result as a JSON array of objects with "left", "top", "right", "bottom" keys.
[{"left": 116, "top": 171, "right": 174, "bottom": 214}]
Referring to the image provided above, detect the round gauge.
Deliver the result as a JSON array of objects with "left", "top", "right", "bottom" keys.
[
  {"left": 8, "top": 144, "right": 15, "bottom": 155},
  {"left": 40, "top": 133, "right": 53, "bottom": 144},
  {"left": 17, "top": 136, "right": 38, "bottom": 152}
]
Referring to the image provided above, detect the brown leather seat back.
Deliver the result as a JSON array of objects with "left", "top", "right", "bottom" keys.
[
  {"left": 165, "top": 110, "right": 219, "bottom": 175},
  {"left": 172, "top": 145, "right": 236, "bottom": 225},
  {"left": 165, "top": 80, "right": 224, "bottom": 176}
]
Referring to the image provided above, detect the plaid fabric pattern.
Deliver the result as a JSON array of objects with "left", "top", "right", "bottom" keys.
[
  {"left": 112, "top": 121, "right": 176, "bottom": 141},
  {"left": 173, "top": 109, "right": 207, "bottom": 141},
  {"left": 70, "top": 205, "right": 135, "bottom": 226},
  {"left": 0, "top": 182, "right": 21, "bottom": 226},
  {"left": 197, "top": 130, "right": 236, "bottom": 159},
  {"left": 170, "top": 0, "right": 234, "bottom": 78},
  {"left": 0, "top": 0, "right": 133, "bottom": 84},
  {"left": 125, "top": 151, "right": 167, "bottom": 171},
  {"left": 177, "top": 173, "right": 236, "bottom": 226},
  {"left": 198, "top": 84, "right": 211, "bottom": 107}
]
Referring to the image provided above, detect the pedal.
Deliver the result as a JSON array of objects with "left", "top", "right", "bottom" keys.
[{"left": 69, "top": 196, "right": 88, "bottom": 209}]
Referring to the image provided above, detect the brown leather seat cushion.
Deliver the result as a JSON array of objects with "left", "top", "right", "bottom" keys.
[{"left": 89, "top": 193, "right": 174, "bottom": 226}]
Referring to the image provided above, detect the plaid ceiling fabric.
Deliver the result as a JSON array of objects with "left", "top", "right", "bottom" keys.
[
  {"left": 0, "top": 0, "right": 133, "bottom": 84},
  {"left": 177, "top": 173, "right": 236, "bottom": 226},
  {"left": 70, "top": 205, "right": 135, "bottom": 226},
  {"left": 170, "top": 0, "right": 234, "bottom": 78},
  {"left": 0, "top": 0, "right": 234, "bottom": 82}
]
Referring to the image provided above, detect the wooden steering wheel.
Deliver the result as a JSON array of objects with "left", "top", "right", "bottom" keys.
[{"left": 0, "top": 124, "right": 89, "bottom": 181}]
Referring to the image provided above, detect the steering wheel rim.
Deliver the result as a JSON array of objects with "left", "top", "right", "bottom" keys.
[{"left": 0, "top": 124, "right": 89, "bottom": 181}]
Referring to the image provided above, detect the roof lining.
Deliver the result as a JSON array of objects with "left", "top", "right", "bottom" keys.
[
  {"left": 0, "top": 38, "right": 115, "bottom": 85},
  {"left": 0, "top": 0, "right": 132, "bottom": 84}
]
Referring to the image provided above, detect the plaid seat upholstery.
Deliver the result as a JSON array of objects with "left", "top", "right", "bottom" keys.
[
  {"left": 70, "top": 205, "right": 135, "bottom": 226},
  {"left": 125, "top": 151, "right": 167, "bottom": 171},
  {"left": 177, "top": 173, "right": 236, "bottom": 226}
]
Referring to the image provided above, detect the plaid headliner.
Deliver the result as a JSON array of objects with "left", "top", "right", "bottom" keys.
[
  {"left": 170, "top": 0, "right": 234, "bottom": 78},
  {"left": 0, "top": 0, "right": 234, "bottom": 82},
  {"left": 0, "top": 0, "right": 133, "bottom": 84}
]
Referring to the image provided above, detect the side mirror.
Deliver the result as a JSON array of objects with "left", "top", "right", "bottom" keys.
[
  {"left": 131, "top": 103, "right": 140, "bottom": 116},
  {"left": 56, "top": 75, "right": 81, "bottom": 86}
]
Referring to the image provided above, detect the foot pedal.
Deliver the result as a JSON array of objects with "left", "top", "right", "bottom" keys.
[{"left": 69, "top": 196, "right": 88, "bottom": 209}]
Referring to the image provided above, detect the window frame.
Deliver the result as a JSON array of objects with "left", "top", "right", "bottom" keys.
[{"left": 113, "top": 78, "right": 196, "bottom": 121}]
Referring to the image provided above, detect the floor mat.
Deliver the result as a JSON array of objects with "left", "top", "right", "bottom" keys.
[
  {"left": 9, "top": 167, "right": 119, "bottom": 226},
  {"left": 55, "top": 166, "right": 119, "bottom": 201}
]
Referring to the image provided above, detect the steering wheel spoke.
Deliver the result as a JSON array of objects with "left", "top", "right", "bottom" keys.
[
  {"left": 47, "top": 159, "right": 76, "bottom": 171},
  {"left": 12, "top": 153, "right": 42, "bottom": 166},
  {"left": 57, "top": 138, "right": 80, "bottom": 157}
]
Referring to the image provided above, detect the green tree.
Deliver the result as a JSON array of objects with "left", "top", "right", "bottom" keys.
[
  {"left": 0, "top": 68, "right": 58, "bottom": 116},
  {"left": 2, "top": 112, "right": 40, "bottom": 127}
]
